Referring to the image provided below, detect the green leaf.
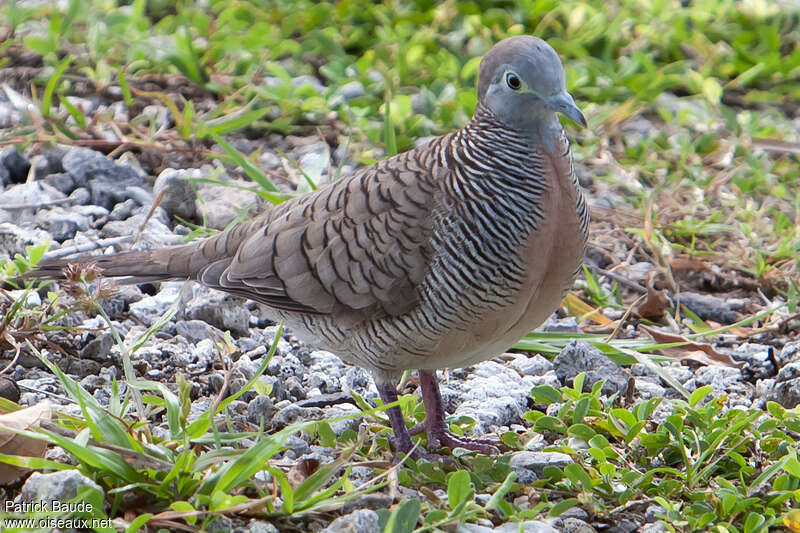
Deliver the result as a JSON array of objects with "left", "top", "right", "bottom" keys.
[
  {"left": 564, "top": 463, "right": 592, "bottom": 490},
  {"left": 689, "top": 385, "right": 714, "bottom": 407},
  {"left": 117, "top": 67, "right": 134, "bottom": 107},
  {"left": 534, "top": 415, "right": 567, "bottom": 433},
  {"left": 743, "top": 511, "right": 766, "bottom": 533},
  {"left": 549, "top": 498, "right": 579, "bottom": 517},
  {"left": 317, "top": 421, "right": 336, "bottom": 448},
  {"left": 382, "top": 497, "right": 421, "bottom": 533},
  {"left": 782, "top": 456, "right": 800, "bottom": 478},
  {"left": 484, "top": 471, "right": 516, "bottom": 519},
  {"left": 531, "top": 385, "right": 562, "bottom": 404},
  {"left": 124, "top": 514, "right": 153, "bottom": 533},
  {"left": 206, "top": 128, "right": 279, "bottom": 193},
  {"left": 573, "top": 397, "right": 591, "bottom": 424},
  {"left": 42, "top": 56, "right": 71, "bottom": 118},
  {"left": 447, "top": 470, "right": 473, "bottom": 511},
  {"left": 567, "top": 423, "right": 596, "bottom": 441},
  {"left": 169, "top": 501, "right": 196, "bottom": 525},
  {"left": 24, "top": 35, "right": 57, "bottom": 57},
  {"left": 573, "top": 372, "right": 586, "bottom": 393},
  {"left": 383, "top": 91, "right": 398, "bottom": 157},
  {"left": 59, "top": 94, "right": 86, "bottom": 128}
]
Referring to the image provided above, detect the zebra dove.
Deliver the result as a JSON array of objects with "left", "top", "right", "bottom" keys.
[{"left": 27, "top": 35, "right": 588, "bottom": 457}]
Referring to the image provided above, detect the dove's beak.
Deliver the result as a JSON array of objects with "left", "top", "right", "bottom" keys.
[{"left": 547, "top": 91, "right": 587, "bottom": 128}]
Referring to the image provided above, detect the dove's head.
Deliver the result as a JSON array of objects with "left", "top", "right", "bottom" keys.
[{"left": 477, "top": 35, "right": 586, "bottom": 130}]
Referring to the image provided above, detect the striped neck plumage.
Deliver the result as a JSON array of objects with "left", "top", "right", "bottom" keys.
[{"left": 433, "top": 102, "right": 549, "bottom": 256}]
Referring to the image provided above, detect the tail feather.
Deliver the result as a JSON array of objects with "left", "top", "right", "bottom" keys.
[
  {"left": 24, "top": 246, "right": 194, "bottom": 284},
  {"left": 20, "top": 211, "right": 270, "bottom": 286}
]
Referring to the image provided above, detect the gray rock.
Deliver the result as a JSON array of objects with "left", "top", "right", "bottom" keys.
[
  {"left": 128, "top": 282, "right": 186, "bottom": 326},
  {"left": 675, "top": 292, "right": 746, "bottom": 324},
  {"left": 109, "top": 101, "right": 129, "bottom": 123},
  {"left": 0, "top": 147, "right": 31, "bottom": 183},
  {"left": 630, "top": 363, "right": 657, "bottom": 377},
  {"left": 272, "top": 404, "right": 324, "bottom": 429},
  {"left": 268, "top": 354, "right": 305, "bottom": 380},
  {"left": 341, "top": 366, "right": 371, "bottom": 395},
  {"left": 139, "top": 104, "right": 172, "bottom": 129},
  {"left": 184, "top": 289, "right": 251, "bottom": 337},
  {"left": 81, "top": 333, "right": 115, "bottom": 362},
  {"left": 0, "top": 222, "right": 52, "bottom": 257},
  {"left": 509, "top": 451, "right": 573, "bottom": 484},
  {"left": 306, "top": 371, "right": 340, "bottom": 394},
  {"left": 34, "top": 206, "right": 91, "bottom": 242},
  {"left": 509, "top": 353, "right": 553, "bottom": 376},
  {"left": 107, "top": 198, "right": 139, "bottom": 221},
  {"left": 663, "top": 364, "right": 693, "bottom": 384},
  {"left": 282, "top": 434, "right": 310, "bottom": 458},
  {"left": 259, "top": 376, "right": 286, "bottom": 401},
  {"left": 207, "top": 515, "right": 236, "bottom": 533},
  {"left": 231, "top": 354, "right": 260, "bottom": 386},
  {"left": 20, "top": 470, "right": 104, "bottom": 506},
  {"left": 0, "top": 101, "right": 24, "bottom": 130},
  {"left": 454, "top": 361, "right": 536, "bottom": 433},
  {"left": 123, "top": 185, "right": 158, "bottom": 208},
  {"left": 0, "top": 160, "right": 8, "bottom": 188},
  {"left": 457, "top": 520, "right": 559, "bottom": 533},
  {"left": 323, "top": 403, "right": 362, "bottom": 435},
  {"left": 539, "top": 314, "right": 581, "bottom": 333},
  {"left": 74, "top": 204, "right": 109, "bottom": 219},
  {"left": 239, "top": 519, "right": 279, "bottom": 533},
  {"left": 284, "top": 376, "right": 306, "bottom": 400},
  {"left": 4, "top": 289, "right": 41, "bottom": 308},
  {"left": 246, "top": 395, "right": 275, "bottom": 425},
  {"left": 560, "top": 518, "right": 596, "bottom": 533},
  {"left": 693, "top": 366, "right": 743, "bottom": 391},
  {"left": 778, "top": 342, "right": 800, "bottom": 367},
  {"left": 102, "top": 209, "right": 181, "bottom": 250},
  {"left": 153, "top": 168, "right": 199, "bottom": 221},
  {"left": 63, "top": 357, "right": 102, "bottom": 377},
  {"left": 330, "top": 81, "right": 366, "bottom": 107},
  {"left": 634, "top": 379, "right": 665, "bottom": 399},
  {"left": 0, "top": 181, "right": 66, "bottom": 224},
  {"left": 175, "top": 319, "right": 222, "bottom": 344},
  {"left": 308, "top": 350, "right": 346, "bottom": 378},
  {"left": 68, "top": 187, "right": 91, "bottom": 205},
  {"left": 196, "top": 178, "right": 264, "bottom": 230},
  {"left": 645, "top": 504, "right": 666, "bottom": 522},
  {"left": 321, "top": 509, "right": 379, "bottom": 533},
  {"left": 31, "top": 148, "right": 65, "bottom": 180},
  {"left": 559, "top": 507, "right": 590, "bottom": 520},
  {"left": 639, "top": 523, "right": 668, "bottom": 533},
  {"left": 554, "top": 341, "right": 630, "bottom": 396},
  {"left": 292, "top": 75, "right": 326, "bottom": 94},
  {"left": 80, "top": 374, "right": 110, "bottom": 393},
  {"left": 767, "top": 362, "right": 800, "bottom": 408},
  {"left": 259, "top": 151, "right": 281, "bottom": 169},
  {"left": 98, "top": 284, "right": 142, "bottom": 317},
  {"left": 62, "top": 147, "right": 145, "bottom": 209},
  {"left": 186, "top": 399, "right": 211, "bottom": 425},
  {"left": 340, "top": 493, "right": 392, "bottom": 515},
  {"left": 338, "top": 81, "right": 366, "bottom": 100}
]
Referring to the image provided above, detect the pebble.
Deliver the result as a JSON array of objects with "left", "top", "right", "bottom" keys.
[
  {"left": 21, "top": 470, "right": 104, "bottom": 506},
  {"left": 509, "top": 451, "right": 573, "bottom": 484},
  {"left": 553, "top": 341, "right": 630, "bottom": 396}
]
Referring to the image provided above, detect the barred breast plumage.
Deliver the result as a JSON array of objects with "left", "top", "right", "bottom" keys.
[{"left": 26, "top": 35, "right": 589, "bottom": 457}]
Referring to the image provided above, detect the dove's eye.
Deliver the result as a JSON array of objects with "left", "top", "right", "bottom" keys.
[{"left": 506, "top": 72, "right": 521, "bottom": 90}]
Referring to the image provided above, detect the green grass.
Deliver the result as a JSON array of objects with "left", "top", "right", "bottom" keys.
[{"left": 1, "top": 0, "right": 799, "bottom": 531}]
